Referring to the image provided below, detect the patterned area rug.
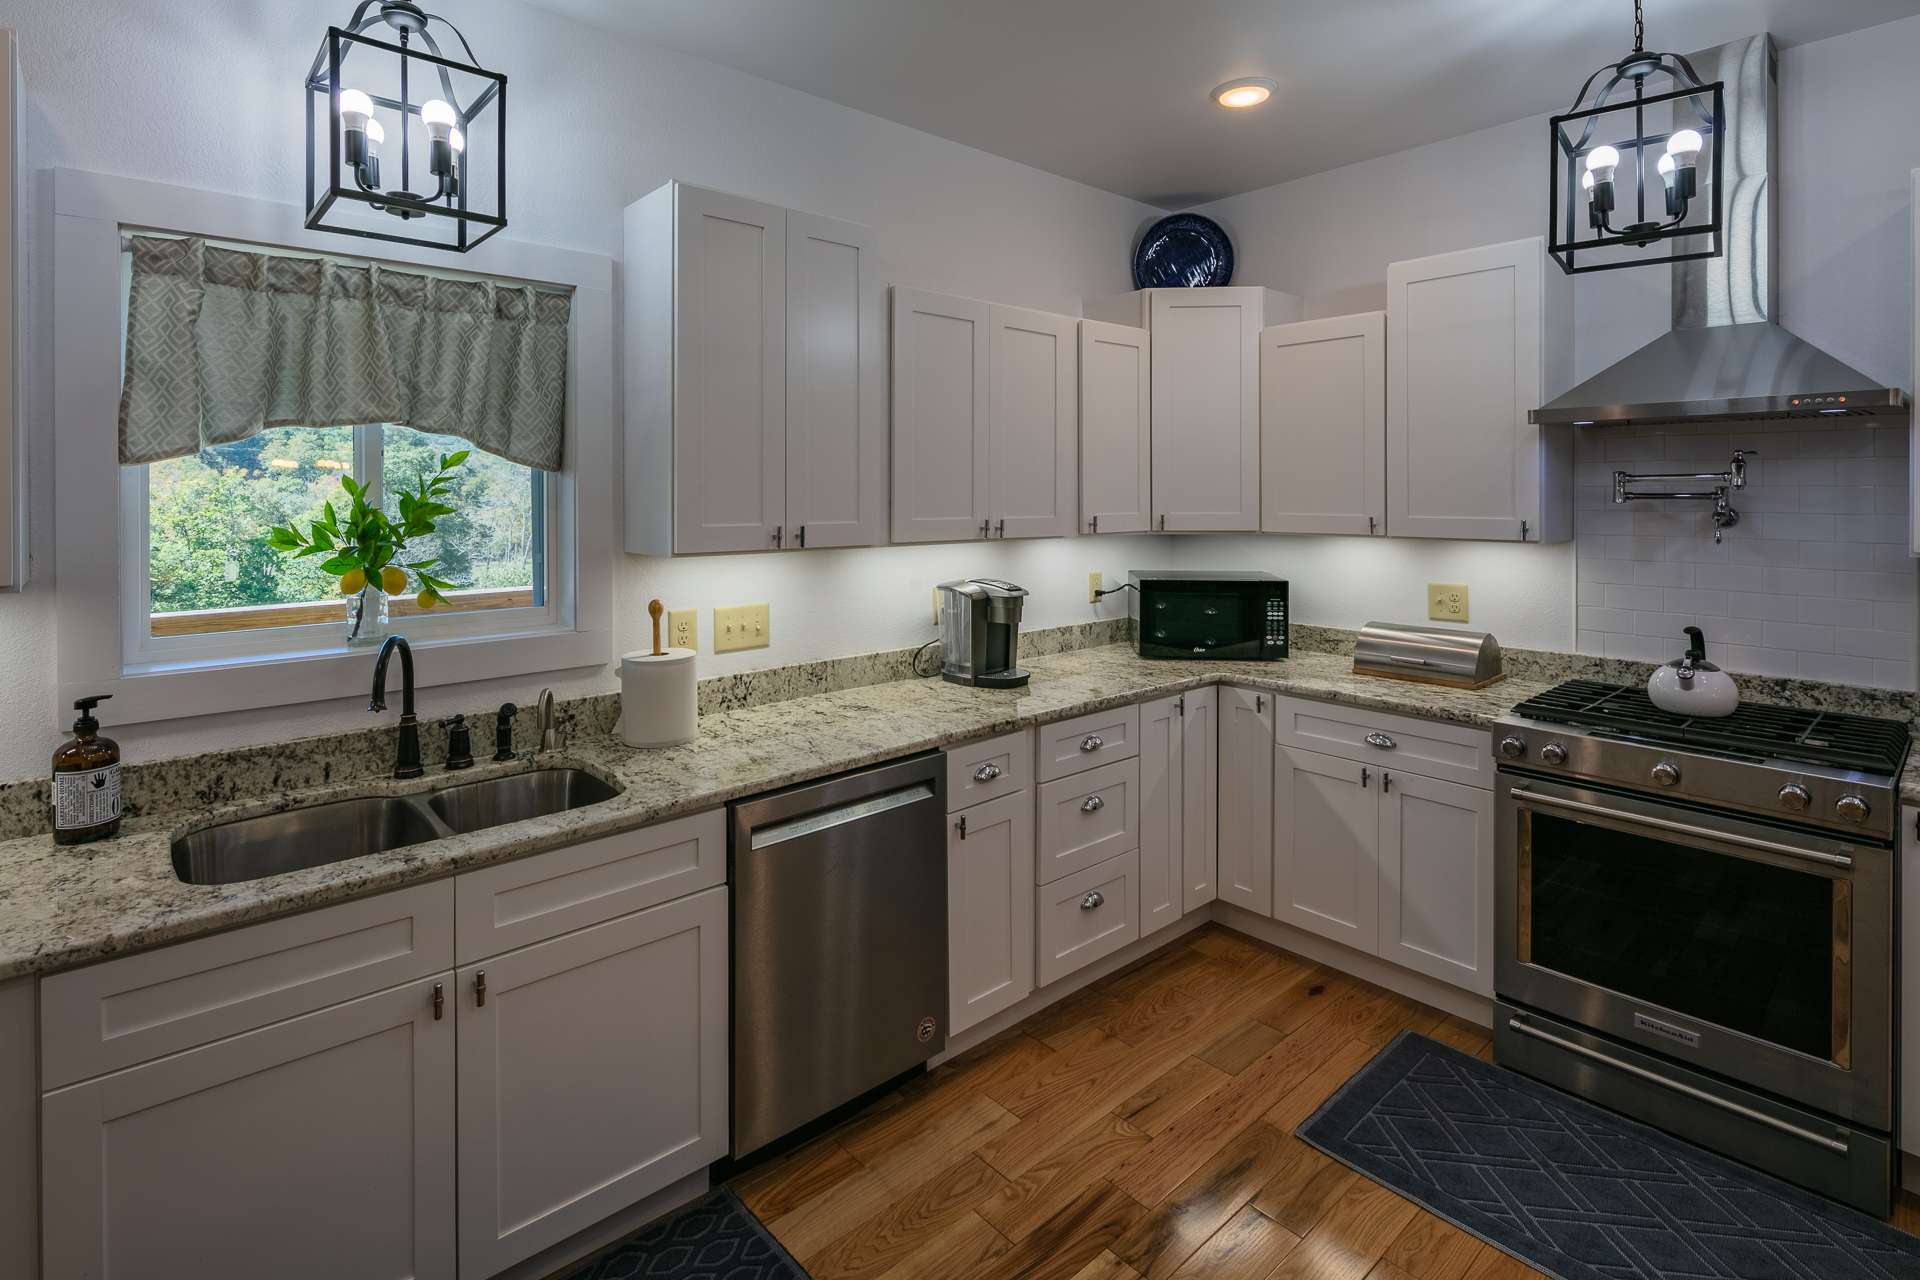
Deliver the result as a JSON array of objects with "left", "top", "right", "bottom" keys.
[
  {"left": 553, "top": 1187, "right": 807, "bottom": 1280},
  {"left": 1300, "top": 1032, "right": 1920, "bottom": 1280}
]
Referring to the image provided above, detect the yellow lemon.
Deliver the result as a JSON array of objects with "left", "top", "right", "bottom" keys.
[
  {"left": 338, "top": 568, "right": 366, "bottom": 596},
  {"left": 415, "top": 590, "right": 438, "bottom": 611},
  {"left": 380, "top": 566, "right": 408, "bottom": 595}
]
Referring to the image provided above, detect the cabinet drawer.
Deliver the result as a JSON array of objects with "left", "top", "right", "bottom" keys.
[
  {"left": 1273, "top": 695, "right": 1491, "bottom": 789},
  {"left": 455, "top": 810, "right": 725, "bottom": 964},
  {"left": 1036, "top": 758, "right": 1140, "bottom": 885},
  {"left": 1036, "top": 849, "right": 1139, "bottom": 988},
  {"left": 41, "top": 880, "right": 455, "bottom": 1090},
  {"left": 946, "top": 730, "right": 1033, "bottom": 811},
  {"left": 1036, "top": 704, "right": 1139, "bottom": 782}
]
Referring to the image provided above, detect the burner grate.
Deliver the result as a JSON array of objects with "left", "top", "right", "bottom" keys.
[{"left": 1511, "top": 680, "right": 1912, "bottom": 775}]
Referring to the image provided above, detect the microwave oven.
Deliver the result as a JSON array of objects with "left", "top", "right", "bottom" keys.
[{"left": 1128, "top": 571, "right": 1288, "bottom": 661}]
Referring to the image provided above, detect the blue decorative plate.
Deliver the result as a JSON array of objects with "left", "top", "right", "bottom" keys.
[{"left": 1132, "top": 213, "right": 1234, "bottom": 289}]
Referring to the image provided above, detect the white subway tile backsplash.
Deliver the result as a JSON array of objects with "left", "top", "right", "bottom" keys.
[
  {"left": 1633, "top": 561, "right": 1691, "bottom": 588},
  {"left": 1670, "top": 587, "right": 1728, "bottom": 616},
  {"left": 1576, "top": 558, "right": 1636, "bottom": 584},
  {"left": 1834, "top": 571, "right": 1916, "bottom": 602},
  {"left": 1725, "top": 592, "right": 1802, "bottom": 621},
  {"left": 1697, "top": 615, "right": 1765, "bottom": 646},
  {"left": 1760, "top": 621, "right": 1834, "bottom": 653},
  {"left": 1578, "top": 606, "right": 1637, "bottom": 633},
  {"left": 1763, "top": 567, "right": 1834, "bottom": 597},
  {"left": 1798, "top": 486, "right": 1874, "bottom": 514},
  {"left": 1835, "top": 513, "right": 1907, "bottom": 544},
  {"left": 1692, "top": 563, "right": 1766, "bottom": 592},
  {"left": 1874, "top": 426, "right": 1910, "bottom": 457},
  {"left": 1834, "top": 626, "right": 1914, "bottom": 660},
  {"left": 1713, "top": 644, "right": 1800, "bottom": 678},
  {"left": 1756, "top": 513, "right": 1836, "bottom": 542},
  {"left": 1604, "top": 584, "right": 1670, "bottom": 612},
  {"left": 1874, "top": 600, "right": 1917, "bottom": 633},
  {"left": 1807, "top": 596, "right": 1874, "bottom": 629},
  {"left": 1873, "top": 659, "right": 1917, "bottom": 690},
  {"left": 1769, "top": 459, "right": 1836, "bottom": 485},
  {"left": 1798, "top": 653, "right": 1876, "bottom": 684},
  {"left": 1836, "top": 458, "right": 1887, "bottom": 485}
]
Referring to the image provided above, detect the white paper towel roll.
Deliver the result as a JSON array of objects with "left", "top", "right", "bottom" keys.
[{"left": 619, "top": 648, "right": 697, "bottom": 748}]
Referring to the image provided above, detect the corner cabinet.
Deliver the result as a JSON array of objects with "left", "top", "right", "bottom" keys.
[
  {"left": 1078, "top": 319, "right": 1151, "bottom": 535},
  {"left": 1139, "top": 687, "right": 1218, "bottom": 935},
  {"left": 1217, "top": 686, "right": 1276, "bottom": 916},
  {"left": 625, "top": 181, "right": 885, "bottom": 555},
  {"left": 1261, "top": 312, "right": 1386, "bottom": 537},
  {"left": 1385, "top": 237, "right": 1572, "bottom": 543}
]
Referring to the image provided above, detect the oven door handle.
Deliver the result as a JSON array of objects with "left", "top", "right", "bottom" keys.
[
  {"left": 1506, "top": 1016, "right": 1851, "bottom": 1155},
  {"left": 1508, "top": 787, "right": 1854, "bottom": 870}
]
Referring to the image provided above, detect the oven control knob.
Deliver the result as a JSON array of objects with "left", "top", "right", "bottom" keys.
[
  {"left": 1835, "top": 794, "right": 1871, "bottom": 825},
  {"left": 1777, "top": 783, "right": 1811, "bottom": 813},
  {"left": 1498, "top": 735, "right": 1527, "bottom": 759},
  {"left": 1539, "top": 743, "right": 1567, "bottom": 765},
  {"left": 1650, "top": 761, "right": 1681, "bottom": 787}
]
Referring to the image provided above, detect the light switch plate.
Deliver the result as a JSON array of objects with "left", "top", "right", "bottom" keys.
[
  {"left": 715, "top": 603, "right": 770, "bottom": 653},
  {"left": 1427, "top": 583, "right": 1469, "bottom": 623},
  {"left": 668, "top": 608, "right": 696, "bottom": 651}
]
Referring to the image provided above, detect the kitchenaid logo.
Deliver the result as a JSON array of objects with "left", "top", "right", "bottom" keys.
[{"left": 1634, "top": 1012, "right": 1700, "bottom": 1048}]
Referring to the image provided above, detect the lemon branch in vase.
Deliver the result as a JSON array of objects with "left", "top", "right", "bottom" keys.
[{"left": 264, "top": 450, "right": 469, "bottom": 644}]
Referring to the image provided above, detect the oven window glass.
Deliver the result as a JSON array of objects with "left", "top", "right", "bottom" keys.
[
  {"left": 1144, "top": 591, "right": 1261, "bottom": 655},
  {"left": 1525, "top": 812, "right": 1836, "bottom": 1061}
]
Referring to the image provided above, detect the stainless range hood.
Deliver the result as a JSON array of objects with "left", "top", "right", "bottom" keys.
[{"left": 1532, "top": 34, "right": 1909, "bottom": 428}]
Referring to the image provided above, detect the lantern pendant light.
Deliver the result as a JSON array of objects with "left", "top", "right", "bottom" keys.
[
  {"left": 305, "top": 1, "right": 506, "bottom": 252},
  {"left": 1548, "top": 0, "right": 1723, "bottom": 275}
]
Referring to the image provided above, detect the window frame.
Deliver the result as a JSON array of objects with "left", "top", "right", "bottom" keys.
[{"left": 53, "top": 169, "right": 615, "bottom": 726}]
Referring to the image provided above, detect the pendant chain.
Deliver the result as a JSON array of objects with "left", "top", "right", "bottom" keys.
[{"left": 1633, "top": 0, "right": 1645, "bottom": 53}]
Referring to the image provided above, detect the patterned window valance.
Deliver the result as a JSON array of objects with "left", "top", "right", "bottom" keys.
[{"left": 118, "top": 234, "right": 570, "bottom": 472}]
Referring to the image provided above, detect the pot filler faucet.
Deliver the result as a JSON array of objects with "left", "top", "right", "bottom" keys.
[{"left": 369, "top": 635, "right": 424, "bottom": 780}]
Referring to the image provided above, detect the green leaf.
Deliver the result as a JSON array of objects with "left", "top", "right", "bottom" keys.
[
  {"left": 443, "top": 449, "right": 470, "bottom": 468},
  {"left": 340, "top": 475, "right": 360, "bottom": 500},
  {"left": 319, "top": 553, "right": 362, "bottom": 575},
  {"left": 405, "top": 559, "right": 438, "bottom": 570}
]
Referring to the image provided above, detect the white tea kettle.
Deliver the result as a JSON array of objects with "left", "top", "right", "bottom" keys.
[{"left": 1647, "top": 626, "right": 1740, "bottom": 718}]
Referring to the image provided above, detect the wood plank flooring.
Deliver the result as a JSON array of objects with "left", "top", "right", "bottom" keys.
[{"left": 728, "top": 924, "right": 1920, "bottom": 1279}]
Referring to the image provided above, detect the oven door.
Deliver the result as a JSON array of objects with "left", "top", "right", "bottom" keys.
[{"left": 1495, "top": 771, "right": 1892, "bottom": 1129}]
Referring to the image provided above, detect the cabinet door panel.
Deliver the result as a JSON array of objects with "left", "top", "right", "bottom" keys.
[
  {"left": 948, "top": 790, "right": 1035, "bottom": 1036},
  {"left": 457, "top": 888, "right": 728, "bottom": 1277},
  {"left": 892, "top": 287, "right": 988, "bottom": 543},
  {"left": 1036, "top": 759, "right": 1140, "bottom": 885},
  {"left": 1079, "top": 319, "right": 1150, "bottom": 534},
  {"left": 1138, "top": 694, "right": 1183, "bottom": 937},
  {"left": 1378, "top": 770, "right": 1494, "bottom": 995},
  {"left": 989, "top": 304, "right": 1076, "bottom": 540},
  {"left": 1217, "top": 686, "right": 1275, "bottom": 915},
  {"left": 1261, "top": 312, "right": 1385, "bottom": 536},
  {"left": 1035, "top": 850, "right": 1140, "bottom": 988},
  {"left": 1181, "top": 686, "right": 1219, "bottom": 913},
  {"left": 786, "top": 212, "right": 885, "bottom": 549},
  {"left": 1274, "top": 746, "right": 1379, "bottom": 952},
  {"left": 42, "top": 978, "right": 455, "bottom": 1280},
  {"left": 1151, "top": 290, "right": 1260, "bottom": 532},
  {"left": 675, "top": 187, "right": 785, "bottom": 553}
]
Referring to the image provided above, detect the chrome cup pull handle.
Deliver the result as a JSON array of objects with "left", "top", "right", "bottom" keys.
[
  {"left": 973, "top": 762, "right": 1002, "bottom": 783},
  {"left": 1080, "top": 734, "right": 1104, "bottom": 753},
  {"left": 1365, "top": 732, "right": 1397, "bottom": 750},
  {"left": 1081, "top": 795, "right": 1105, "bottom": 814},
  {"left": 1080, "top": 890, "right": 1105, "bottom": 910}
]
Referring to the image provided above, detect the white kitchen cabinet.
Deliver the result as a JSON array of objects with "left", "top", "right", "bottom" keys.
[
  {"left": 457, "top": 887, "right": 729, "bottom": 1278},
  {"left": 1036, "top": 758, "right": 1140, "bottom": 884},
  {"left": 1217, "top": 685, "right": 1276, "bottom": 916},
  {"left": 1386, "top": 237, "right": 1572, "bottom": 543},
  {"left": 42, "top": 976, "right": 457, "bottom": 1280},
  {"left": 1378, "top": 769, "right": 1494, "bottom": 996},
  {"left": 625, "top": 182, "right": 884, "bottom": 554},
  {"left": 1140, "top": 688, "right": 1220, "bottom": 934},
  {"left": 1261, "top": 312, "right": 1385, "bottom": 536},
  {"left": 1035, "top": 849, "right": 1140, "bottom": 988},
  {"left": 0, "top": 30, "right": 21, "bottom": 590},
  {"left": 1078, "top": 319, "right": 1151, "bottom": 534},
  {"left": 947, "top": 788, "right": 1036, "bottom": 1036},
  {"left": 1180, "top": 686, "right": 1219, "bottom": 914},
  {"left": 1273, "top": 745, "right": 1379, "bottom": 952},
  {"left": 893, "top": 287, "right": 989, "bottom": 543},
  {"left": 988, "top": 303, "right": 1077, "bottom": 539}
]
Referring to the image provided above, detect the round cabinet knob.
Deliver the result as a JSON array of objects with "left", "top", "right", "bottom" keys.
[
  {"left": 1080, "top": 735, "right": 1104, "bottom": 753},
  {"left": 1539, "top": 743, "right": 1568, "bottom": 766},
  {"left": 972, "top": 762, "right": 1002, "bottom": 783},
  {"left": 1835, "top": 794, "right": 1871, "bottom": 825},
  {"left": 1650, "top": 761, "right": 1681, "bottom": 787},
  {"left": 1498, "top": 736, "right": 1527, "bottom": 759},
  {"left": 1777, "top": 783, "right": 1811, "bottom": 812}
]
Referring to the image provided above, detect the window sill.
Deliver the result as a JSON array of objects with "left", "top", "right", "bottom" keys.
[{"left": 71, "top": 626, "right": 612, "bottom": 727}]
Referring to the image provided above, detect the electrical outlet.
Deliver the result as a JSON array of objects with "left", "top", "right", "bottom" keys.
[
  {"left": 1427, "top": 583, "right": 1470, "bottom": 623},
  {"left": 714, "top": 603, "right": 770, "bottom": 654},
  {"left": 668, "top": 608, "right": 696, "bottom": 651},
  {"left": 1089, "top": 571, "right": 1104, "bottom": 603}
]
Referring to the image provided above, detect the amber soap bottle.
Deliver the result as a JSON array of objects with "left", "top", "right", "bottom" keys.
[{"left": 52, "top": 694, "right": 122, "bottom": 845}]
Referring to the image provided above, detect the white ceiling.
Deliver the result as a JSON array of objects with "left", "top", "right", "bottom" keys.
[{"left": 520, "top": 0, "right": 1920, "bottom": 207}]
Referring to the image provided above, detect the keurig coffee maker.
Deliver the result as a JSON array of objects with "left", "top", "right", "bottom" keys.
[{"left": 935, "top": 578, "right": 1029, "bottom": 688}]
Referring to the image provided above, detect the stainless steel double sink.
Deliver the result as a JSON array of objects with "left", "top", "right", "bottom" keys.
[{"left": 170, "top": 768, "right": 622, "bottom": 886}]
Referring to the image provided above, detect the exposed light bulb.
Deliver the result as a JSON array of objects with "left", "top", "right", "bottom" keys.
[
  {"left": 1657, "top": 152, "right": 1675, "bottom": 179},
  {"left": 338, "top": 88, "right": 374, "bottom": 129},
  {"left": 1581, "top": 170, "right": 1595, "bottom": 191},
  {"left": 1584, "top": 145, "right": 1620, "bottom": 182},
  {"left": 420, "top": 98, "right": 457, "bottom": 141},
  {"left": 448, "top": 126, "right": 465, "bottom": 154},
  {"left": 364, "top": 117, "right": 385, "bottom": 149},
  {"left": 1666, "top": 128, "right": 1703, "bottom": 164}
]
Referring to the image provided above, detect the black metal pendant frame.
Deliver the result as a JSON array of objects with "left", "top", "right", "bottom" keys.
[
  {"left": 305, "top": 3, "right": 507, "bottom": 253},
  {"left": 1548, "top": 48, "right": 1724, "bottom": 276}
]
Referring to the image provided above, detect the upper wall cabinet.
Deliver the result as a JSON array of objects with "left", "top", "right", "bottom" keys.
[
  {"left": 0, "top": 30, "right": 21, "bottom": 590},
  {"left": 625, "top": 182, "right": 885, "bottom": 556},
  {"left": 1260, "top": 312, "right": 1385, "bottom": 537},
  {"left": 1386, "top": 237, "right": 1573, "bottom": 543},
  {"left": 1078, "top": 320, "right": 1151, "bottom": 535},
  {"left": 1087, "top": 287, "right": 1301, "bottom": 532},
  {"left": 892, "top": 288, "right": 1077, "bottom": 543}
]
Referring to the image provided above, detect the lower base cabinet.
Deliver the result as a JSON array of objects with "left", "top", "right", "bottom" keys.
[
  {"left": 1272, "top": 745, "right": 1379, "bottom": 952},
  {"left": 1036, "top": 849, "right": 1140, "bottom": 988},
  {"left": 1140, "top": 689, "right": 1220, "bottom": 933},
  {"left": 947, "top": 787, "right": 1036, "bottom": 1037},
  {"left": 1218, "top": 687, "right": 1276, "bottom": 916},
  {"left": 457, "top": 887, "right": 729, "bottom": 1277},
  {"left": 42, "top": 976, "right": 458, "bottom": 1280}
]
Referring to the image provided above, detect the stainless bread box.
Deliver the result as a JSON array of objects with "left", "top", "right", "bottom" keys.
[{"left": 1352, "top": 622, "right": 1504, "bottom": 690}]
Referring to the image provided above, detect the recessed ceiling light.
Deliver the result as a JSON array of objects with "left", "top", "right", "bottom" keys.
[{"left": 1212, "top": 77, "right": 1276, "bottom": 109}]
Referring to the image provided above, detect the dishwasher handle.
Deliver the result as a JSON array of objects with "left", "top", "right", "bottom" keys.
[{"left": 749, "top": 782, "right": 937, "bottom": 850}]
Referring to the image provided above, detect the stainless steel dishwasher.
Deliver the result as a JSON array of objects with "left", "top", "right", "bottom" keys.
[{"left": 729, "top": 752, "right": 948, "bottom": 1159}]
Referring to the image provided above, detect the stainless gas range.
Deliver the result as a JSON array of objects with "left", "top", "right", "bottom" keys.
[{"left": 1489, "top": 679, "right": 1910, "bottom": 1214}]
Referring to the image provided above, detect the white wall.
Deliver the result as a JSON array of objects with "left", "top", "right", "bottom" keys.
[{"left": 0, "top": 0, "right": 1164, "bottom": 775}]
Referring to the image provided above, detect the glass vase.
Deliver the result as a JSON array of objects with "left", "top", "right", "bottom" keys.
[{"left": 346, "top": 585, "right": 392, "bottom": 648}]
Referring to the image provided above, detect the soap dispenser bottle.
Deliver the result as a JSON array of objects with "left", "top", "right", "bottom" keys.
[{"left": 52, "top": 694, "right": 122, "bottom": 845}]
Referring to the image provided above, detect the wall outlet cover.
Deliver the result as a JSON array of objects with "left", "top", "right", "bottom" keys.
[
  {"left": 715, "top": 603, "right": 771, "bottom": 654},
  {"left": 1427, "top": 583, "right": 1469, "bottom": 623},
  {"left": 1089, "top": 571, "right": 1103, "bottom": 603},
  {"left": 668, "top": 608, "right": 697, "bottom": 651}
]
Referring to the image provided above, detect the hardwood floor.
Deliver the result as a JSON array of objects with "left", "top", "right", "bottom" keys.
[{"left": 730, "top": 924, "right": 1920, "bottom": 1279}]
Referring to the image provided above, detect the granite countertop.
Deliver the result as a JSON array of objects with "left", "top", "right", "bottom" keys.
[{"left": 0, "top": 645, "right": 1553, "bottom": 983}]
